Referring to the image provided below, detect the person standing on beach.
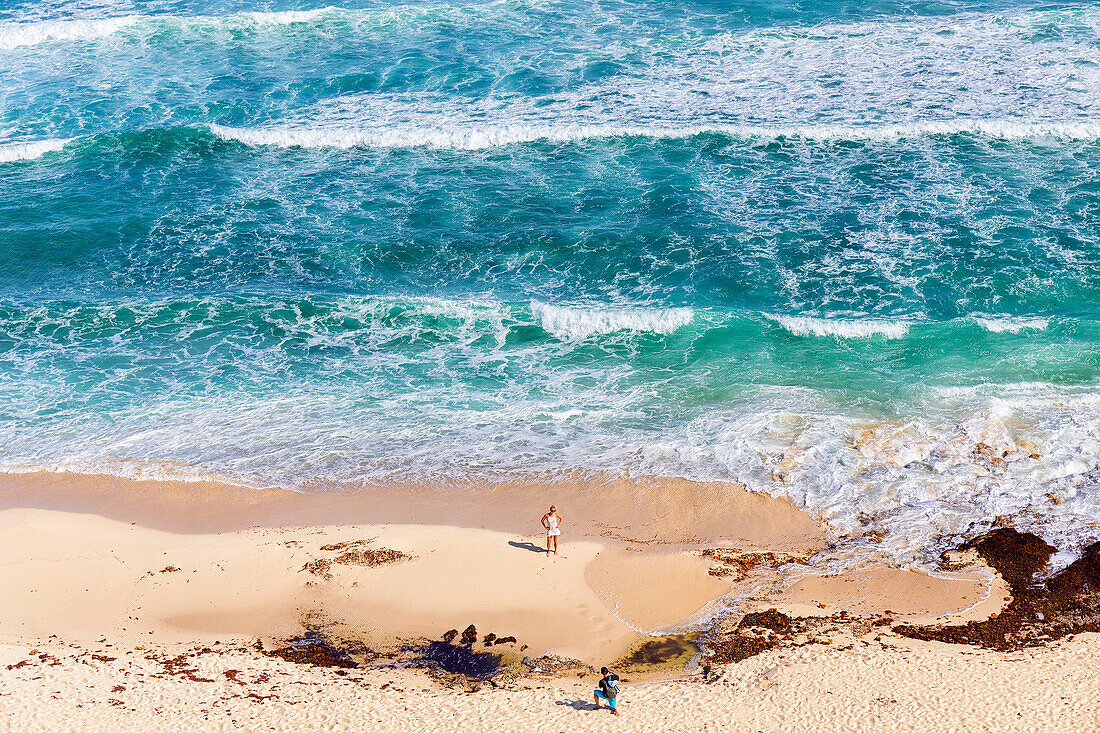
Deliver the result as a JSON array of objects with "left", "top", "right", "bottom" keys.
[
  {"left": 593, "top": 666, "right": 620, "bottom": 716},
  {"left": 541, "top": 505, "right": 562, "bottom": 555}
]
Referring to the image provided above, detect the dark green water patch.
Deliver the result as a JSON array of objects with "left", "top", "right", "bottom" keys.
[
  {"left": 413, "top": 641, "right": 503, "bottom": 680},
  {"left": 612, "top": 633, "right": 701, "bottom": 678}
]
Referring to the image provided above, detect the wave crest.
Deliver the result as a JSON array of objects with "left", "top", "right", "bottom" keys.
[
  {"left": 0, "top": 5, "right": 451, "bottom": 50},
  {"left": 531, "top": 301, "right": 693, "bottom": 341},
  {"left": 974, "top": 316, "right": 1049, "bottom": 333},
  {"left": 0, "top": 8, "right": 343, "bottom": 50},
  {"left": 0, "top": 138, "right": 70, "bottom": 163},
  {"left": 771, "top": 315, "right": 910, "bottom": 339},
  {"left": 0, "top": 16, "right": 139, "bottom": 49},
  {"left": 207, "top": 120, "right": 1100, "bottom": 152}
]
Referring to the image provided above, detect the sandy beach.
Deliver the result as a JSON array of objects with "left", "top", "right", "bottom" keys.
[{"left": 3, "top": 471, "right": 1097, "bottom": 731}]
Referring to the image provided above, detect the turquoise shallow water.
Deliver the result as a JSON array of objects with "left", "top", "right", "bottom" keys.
[{"left": 2, "top": 0, "right": 1100, "bottom": 564}]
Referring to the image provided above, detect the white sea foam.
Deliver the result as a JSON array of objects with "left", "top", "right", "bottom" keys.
[
  {"left": 531, "top": 301, "right": 693, "bottom": 341},
  {"left": 0, "top": 7, "right": 347, "bottom": 50},
  {"left": 236, "top": 9, "right": 334, "bottom": 26},
  {"left": 974, "top": 316, "right": 1050, "bottom": 333},
  {"left": 770, "top": 315, "right": 910, "bottom": 339},
  {"left": 0, "top": 5, "right": 448, "bottom": 50},
  {"left": 0, "top": 138, "right": 70, "bottom": 163},
  {"left": 0, "top": 15, "right": 140, "bottom": 49},
  {"left": 206, "top": 119, "right": 1100, "bottom": 152}
]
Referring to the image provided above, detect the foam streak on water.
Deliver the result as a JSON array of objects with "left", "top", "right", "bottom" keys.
[{"left": 207, "top": 121, "right": 1100, "bottom": 151}]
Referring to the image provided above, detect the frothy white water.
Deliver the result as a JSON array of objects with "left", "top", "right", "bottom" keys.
[
  {"left": 235, "top": 9, "right": 334, "bottom": 26},
  {"left": 531, "top": 301, "right": 693, "bottom": 341},
  {"left": 0, "top": 138, "right": 70, "bottom": 162},
  {"left": 770, "top": 315, "right": 910, "bottom": 339},
  {"left": 0, "top": 7, "right": 353, "bottom": 50},
  {"left": 0, "top": 16, "right": 140, "bottom": 49},
  {"left": 5, "top": 379, "right": 1098, "bottom": 571},
  {"left": 638, "top": 383, "right": 1100, "bottom": 570},
  {"left": 974, "top": 316, "right": 1050, "bottom": 333},
  {"left": 207, "top": 120, "right": 1100, "bottom": 151},
  {"left": 0, "top": 4, "right": 466, "bottom": 50}
]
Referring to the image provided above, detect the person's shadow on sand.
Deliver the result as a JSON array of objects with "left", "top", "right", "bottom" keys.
[
  {"left": 555, "top": 700, "right": 592, "bottom": 711},
  {"left": 508, "top": 540, "right": 546, "bottom": 554}
]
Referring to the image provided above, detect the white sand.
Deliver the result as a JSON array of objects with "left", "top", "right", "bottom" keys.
[
  {"left": 0, "top": 508, "right": 736, "bottom": 663},
  {"left": 1, "top": 633, "right": 1097, "bottom": 732}
]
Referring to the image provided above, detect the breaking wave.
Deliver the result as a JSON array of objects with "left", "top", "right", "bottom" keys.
[
  {"left": 206, "top": 120, "right": 1100, "bottom": 151},
  {"left": 0, "top": 138, "right": 71, "bottom": 163},
  {"left": 769, "top": 315, "right": 911, "bottom": 339},
  {"left": 0, "top": 4, "right": 479, "bottom": 51},
  {"left": 531, "top": 301, "right": 694, "bottom": 341},
  {"left": 0, "top": 15, "right": 140, "bottom": 49},
  {"left": 974, "top": 316, "right": 1050, "bottom": 333}
]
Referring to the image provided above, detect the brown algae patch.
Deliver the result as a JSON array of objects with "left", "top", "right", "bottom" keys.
[
  {"left": 263, "top": 637, "right": 359, "bottom": 669},
  {"left": 896, "top": 528, "right": 1100, "bottom": 650},
  {"left": 301, "top": 538, "right": 412, "bottom": 579},
  {"left": 700, "top": 548, "right": 810, "bottom": 579},
  {"left": 612, "top": 633, "right": 701, "bottom": 679}
]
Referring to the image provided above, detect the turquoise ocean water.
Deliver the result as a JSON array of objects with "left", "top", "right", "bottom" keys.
[{"left": 2, "top": 0, "right": 1099, "bottom": 566}]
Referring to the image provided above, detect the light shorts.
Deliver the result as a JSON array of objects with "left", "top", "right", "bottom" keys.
[
  {"left": 594, "top": 690, "right": 618, "bottom": 708},
  {"left": 547, "top": 529, "right": 561, "bottom": 536}
]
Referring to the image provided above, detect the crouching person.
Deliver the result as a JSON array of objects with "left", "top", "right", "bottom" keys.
[{"left": 593, "top": 666, "right": 620, "bottom": 716}]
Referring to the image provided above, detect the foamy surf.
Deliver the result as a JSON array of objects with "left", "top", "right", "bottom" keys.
[
  {"left": 6, "top": 0, "right": 1100, "bottom": 578},
  {"left": 0, "top": 138, "right": 71, "bottom": 163},
  {"left": 206, "top": 120, "right": 1100, "bottom": 152},
  {"left": 974, "top": 316, "right": 1050, "bottom": 333},
  {"left": 0, "top": 5, "right": 475, "bottom": 51},
  {"left": 0, "top": 16, "right": 140, "bottom": 49},
  {"left": 769, "top": 315, "right": 910, "bottom": 339},
  {"left": 531, "top": 301, "right": 693, "bottom": 341}
]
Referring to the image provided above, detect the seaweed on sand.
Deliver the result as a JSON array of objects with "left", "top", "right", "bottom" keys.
[{"left": 895, "top": 529, "right": 1100, "bottom": 650}]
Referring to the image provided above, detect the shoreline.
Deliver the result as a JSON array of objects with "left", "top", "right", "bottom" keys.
[
  {"left": 2, "top": 471, "right": 1006, "bottom": 653},
  {"left": 0, "top": 469, "right": 826, "bottom": 545}
]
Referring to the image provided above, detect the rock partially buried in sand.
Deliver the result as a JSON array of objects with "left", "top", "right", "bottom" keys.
[
  {"left": 740, "top": 609, "right": 792, "bottom": 632},
  {"left": 703, "top": 609, "right": 793, "bottom": 664},
  {"left": 521, "top": 654, "right": 588, "bottom": 675}
]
